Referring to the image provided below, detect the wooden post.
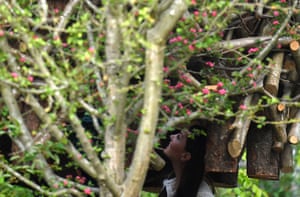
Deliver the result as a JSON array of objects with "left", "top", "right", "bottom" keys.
[
  {"left": 205, "top": 120, "right": 238, "bottom": 187},
  {"left": 247, "top": 124, "right": 280, "bottom": 180},
  {"left": 287, "top": 109, "right": 300, "bottom": 144},
  {"left": 280, "top": 143, "right": 294, "bottom": 173}
]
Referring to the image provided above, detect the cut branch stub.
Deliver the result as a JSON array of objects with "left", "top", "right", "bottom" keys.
[
  {"left": 228, "top": 95, "right": 253, "bottom": 158},
  {"left": 264, "top": 52, "right": 284, "bottom": 96},
  {"left": 289, "top": 40, "right": 300, "bottom": 75},
  {"left": 150, "top": 151, "right": 165, "bottom": 171},
  {"left": 287, "top": 109, "right": 300, "bottom": 144}
]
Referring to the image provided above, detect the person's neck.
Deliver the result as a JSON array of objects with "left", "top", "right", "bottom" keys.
[{"left": 171, "top": 161, "right": 185, "bottom": 188}]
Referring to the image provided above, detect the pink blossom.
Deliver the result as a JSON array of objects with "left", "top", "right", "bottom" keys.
[
  {"left": 218, "top": 89, "right": 227, "bottom": 95},
  {"left": 63, "top": 180, "right": 68, "bottom": 186},
  {"left": 54, "top": 8, "right": 60, "bottom": 14},
  {"left": 194, "top": 11, "right": 199, "bottom": 16},
  {"left": 239, "top": 104, "right": 247, "bottom": 110},
  {"left": 273, "top": 11, "right": 279, "bottom": 17},
  {"left": 176, "top": 36, "right": 183, "bottom": 41},
  {"left": 277, "top": 43, "right": 282, "bottom": 49},
  {"left": 190, "top": 28, "right": 197, "bottom": 33},
  {"left": 186, "top": 109, "right": 191, "bottom": 115},
  {"left": 202, "top": 11, "right": 207, "bottom": 17},
  {"left": 202, "top": 88, "right": 210, "bottom": 95},
  {"left": 273, "top": 20, "right": 279, "bottom": 25},
  {"left": 185, "top": 77, "right": 191, "bottom": 83},
  {"left": 252, "top": 81, "right": 257, "bottom": 87},
  {"left": 175, "top": 82, "right": 184, "bottom": 89},
  {"left": 162, "top": 105, "right": 171, "bottom": 113},
  {"left": 198, "top": 28, "right": 203, "bottom": 33},
  {"left": 0, "top": 30, "right": 4, "bottom": 36},
  {"left": 169, "top": 38, "right": 176, "bottom": 44},
  {"left": 205, "top": 61, "right": 214, "bottom": 67},
  {"left": 183, "top": 39, "right": 188, "bottom": 44},
  {"left": 76, "top": 176, "right": 81, "bottom": 181},
  {"left": 11, "top": 72, "right": 18, "bottom": 79},
  {"left": 191, "top": 0, "right": 196, "bottom": 5},
  {"left": 188, "top": 44, "right": 195, "bottom": 51},
  {"left": 189, "top": 98, "right": 194, "bottom": 104},
  {"left": 19, "top": 56, "right": 26, "bottom": 63},
  {"left": 163, "top": 67, "right": 169, "bottom": 73},
  {"left": 217, "top": 82, "right": 223, "bottom": 88},
  {"left": 84, "top": 188, "right": 92, "bottom": 195},
  {"left": 257, "top": 65, "right": 263, "bottom": 69},
  {"left": 211, "top": 10, "right": 217, "bottom": 17},
  {"left": 88, "top": 47, "right": 95, "bottom": 54},
  {"left": 248, "top": 73, "right": 254, "bottom": 78},
  {"left": 27, "top": 76, "right": 34, "bottom": 82},
  {"left": 178, "top": 102, "right": 183, "bottom": 109},
  {"left": 79, "top": 177, "right": 86, "bottom": 184},
  {"left": 280, "top": 0, "right": 286, "bottom": 2},
  {"left": 231, "top": 81, "right": 236, "bottom": 86},
  {"left": 248, "top": 47, "right": 259, "bottom": 54}
]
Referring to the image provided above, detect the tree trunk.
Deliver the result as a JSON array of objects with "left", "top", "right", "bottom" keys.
[{"left": 122, "top": 1, "right": 188, "bottom": 196}]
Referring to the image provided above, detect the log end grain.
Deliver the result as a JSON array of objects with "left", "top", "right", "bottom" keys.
[
  {"left": 290, "top": 40, "right": 300, "bottom": 51},
  {"left": 288, "top": 135, "right": 298, "bottom": 144},
  {"left": 228, "top": 140, "right": 241, "bottom": 158}
]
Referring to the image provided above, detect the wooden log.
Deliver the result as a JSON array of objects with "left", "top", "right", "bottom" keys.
[
  {"left": 205, "top": 120, "right": 238, "bottom": 187},
  {"left": 264, "top": 52, "right": 284, "bottom": 96},
  {"left": 247, "top": 124, "right": 280, "bottom": 180},
  {"left": 267, "top": 105, "right": 287, "bottom": 152},
  {"left": 287, "top": 109, "right": 300, "bottom": 144},
  {"left": 283, "top": 56, "right": 298, "bottom": 83},
  {"left": 150, "top": 151, "right": 165, "bottom": 171},
  {"left": 228, "top": 95, "right": 253, "bottom": 158},
  {"left": 289, "top": 40, "right": 300, "bottom": 75},
  {"left": 280, "top": 143, "right": 294, "bottom": 173}
]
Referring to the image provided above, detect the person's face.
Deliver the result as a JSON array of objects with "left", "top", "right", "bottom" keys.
[{"left": 163, "top": 130, "right": 191, "bottom": 162}]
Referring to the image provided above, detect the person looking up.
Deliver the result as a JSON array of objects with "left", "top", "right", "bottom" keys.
[{"left": 159, "top": 128, "right": 214, "bottom": 197}]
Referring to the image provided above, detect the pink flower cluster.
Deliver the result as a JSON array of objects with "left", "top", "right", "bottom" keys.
[
  {"left": 205, "top": 61, "right": 214, "bottom": 67},
  {"left": 201, "top": 82, "right": 227, "bottom": 95},
  {"left": 248, "top": 47, "right": 259, "bottom": 54}
]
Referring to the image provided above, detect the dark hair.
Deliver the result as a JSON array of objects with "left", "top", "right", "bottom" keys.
[{"left": 175, "top": 126, "right": 207, "bottom": 197}]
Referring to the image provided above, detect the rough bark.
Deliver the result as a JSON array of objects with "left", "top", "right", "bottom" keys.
[
  {"left": 121, "top": 1, "right": 188, "bottom": 196},
  {"left": 205, "top": 120, "right": 238, "bottom": 187},
  {"left": 280, "top": 143, "right": 294, "bottom": 173},
  {"left": 247, "top": 125, "right": 280, "bottom": 180},
  {"left": 264, "top": 52, "right": 284, "bottom": 96},
  {"left": 290, "top": 40, "right": 300, "bottom": 75},
  {"left": 228, "top": 95, "right": 253, "bottom": 158},
  {"left": 104, "top": 4, "right": 128, "bottom": 194}
]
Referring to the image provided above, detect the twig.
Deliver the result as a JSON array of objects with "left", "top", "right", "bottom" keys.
[
  {"left": 240, "top": 0, "right": 297, "bottom": 74},
  {"left": 0, "top": 161, "right": 83, "bottom": 197}
]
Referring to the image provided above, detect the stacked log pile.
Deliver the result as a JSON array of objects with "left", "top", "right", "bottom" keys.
[{"left": 204, "top": 0, "right": 300, "bottom": 187}]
